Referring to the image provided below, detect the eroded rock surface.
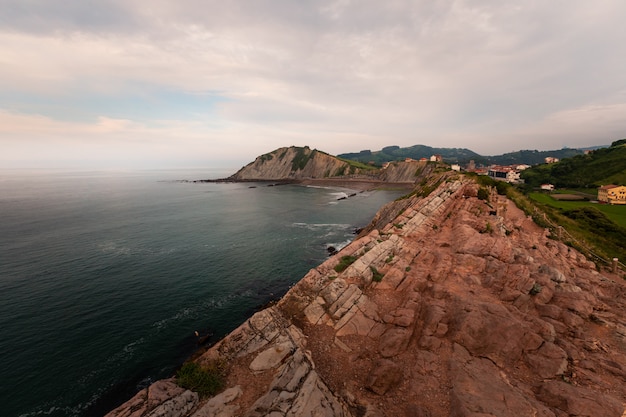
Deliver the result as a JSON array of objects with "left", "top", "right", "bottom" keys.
[{"left": 107, "top": 177, "right": 626, "bottom": 417}]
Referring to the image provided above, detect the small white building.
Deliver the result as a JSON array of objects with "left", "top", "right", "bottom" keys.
[
  {"left": 506, "top": 170, "right": 522, "bottom": 183},
  {"left": 541, "top": 184, "right": 555, "bottom": 191},
  {"left": 451, "top": 164, "right": 461, "bottom": 172}
]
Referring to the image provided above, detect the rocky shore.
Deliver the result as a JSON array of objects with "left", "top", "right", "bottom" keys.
[{"left": 106, "top": 175, "right": 626, "bottom": 417}]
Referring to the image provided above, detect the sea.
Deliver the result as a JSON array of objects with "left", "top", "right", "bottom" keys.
[{"left": 0, "top": 168, "right": 405, "bottom": 417}]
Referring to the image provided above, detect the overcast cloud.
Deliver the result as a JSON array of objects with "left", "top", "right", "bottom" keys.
[{"left": 1, "top": 0, "right": 625, "bottom": 169}]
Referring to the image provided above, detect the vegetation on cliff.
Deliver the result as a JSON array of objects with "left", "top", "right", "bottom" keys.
[
  {"left": 176, "top": 361, "right": 226, "bottom": 398},
  {"left": 521, "top": 139, "right": 626, "bottom": 188},
  {"left": 469, "top": 173, "right": 626, "bottom": 266}
]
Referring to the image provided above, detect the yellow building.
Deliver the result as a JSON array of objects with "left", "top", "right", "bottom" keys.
[{"left": 598, "top": 185, "right": 626, "bottom": 204}]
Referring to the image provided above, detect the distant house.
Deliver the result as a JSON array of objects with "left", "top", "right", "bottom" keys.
[
  {"left": 516, "top": 164, "right": 531, "bottom": 171},
  {"left": 450, "top": 164, "right": 461, "bottom": 172},
  {"left": 430, "top": 154, "right": 442, "bottom": 162},
  {"left": 541, "top": 184, "right": 555, "bottom": 191},
  {"left": 544, "top": 157, "right": 559, "bottom": 164},
  {"left": 506, "top": 170, "right": 522, "bottom": 184},
  {"left": 598, "top": 185, "right": 626, "bottom": 204},
  {"left": 488, "top": 165, "right": 523, "bottom": 184},
  {"left": 488, "top": 167, "right": 508, "bottom": 180}
]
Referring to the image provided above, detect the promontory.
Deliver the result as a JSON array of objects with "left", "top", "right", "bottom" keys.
[{"left": 108, "top": 148, "right": 626, "bottom": 417}]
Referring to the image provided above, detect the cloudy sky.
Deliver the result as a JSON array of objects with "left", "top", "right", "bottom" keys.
[{"left": 2, "top": 1, "right": 625, "bottom": 169}]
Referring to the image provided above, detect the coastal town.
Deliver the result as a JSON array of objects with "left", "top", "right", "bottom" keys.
[{"left": 389, "top": 154, "right": 626, "bottom": 205}]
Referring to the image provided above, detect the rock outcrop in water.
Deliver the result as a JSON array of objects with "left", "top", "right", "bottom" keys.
[{"left": 107, "top": 174, "right": 626, "bottom": 417}]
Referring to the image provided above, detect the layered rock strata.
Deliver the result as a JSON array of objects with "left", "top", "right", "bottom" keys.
[
  {"left": 226, "top": 146, "right": 440, "bottom": 185},
  {"left": 107, "top": 177, "right": 626, "bottom": 417},
  {"left": 229, "top": 146, "right": 361, "bottom": 181}
]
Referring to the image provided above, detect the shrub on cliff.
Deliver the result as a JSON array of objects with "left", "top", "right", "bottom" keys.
[
  {"left": 477, "top": 187, "right": 490, "bottom": 201},
  {"left": 176, "top": 361, "right": 226, "bottom": 397},
  {"left": 370, "top": 266, "right": 384, "bottom": 282},
  {"left": 334, "top": 255, "right": 358, "bottom": 272}
]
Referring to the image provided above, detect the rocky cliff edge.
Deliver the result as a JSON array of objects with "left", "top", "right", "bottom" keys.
[{"left": 107, "top": 175, "right": 626, "bottom": 417}]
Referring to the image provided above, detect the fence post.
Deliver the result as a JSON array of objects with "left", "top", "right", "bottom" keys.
[{"left": 613, "top": 258, "right": 619, "bottom": 274}]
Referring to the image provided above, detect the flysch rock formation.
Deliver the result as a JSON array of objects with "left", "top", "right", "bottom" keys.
[
  {"left": 107, "top": 176, "right": 626, "bottom": 417},
  {"left": 229, "top": 146, "right": 359, "bottom": 181},
  {"left": 225, "top": 146, "right": 440, "bottom": 185}
]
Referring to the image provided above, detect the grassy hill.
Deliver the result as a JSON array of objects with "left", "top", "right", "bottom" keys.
[
  {"left": 339, "top": 144, "right": 602, "bottom": 167},
  {"left": 521, "top": 139, "right": 626, "bottom": 188},
  {"left": 487, "top": 148, "right": 585, "bottom": 166},
  {"left": 338, "top": 145, "right": 485, "bottom": 166}
]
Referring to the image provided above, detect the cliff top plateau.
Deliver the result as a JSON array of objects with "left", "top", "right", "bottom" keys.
[{"left": 107, "top": 172, "right": 626, "bottom": 417}]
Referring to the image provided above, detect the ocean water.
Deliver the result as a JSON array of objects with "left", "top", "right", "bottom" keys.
[{"left": 0, "top": 169, "right": 404, "bottom": 417}]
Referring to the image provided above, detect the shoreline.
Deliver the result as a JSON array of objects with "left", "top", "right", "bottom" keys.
[
  {"left": 192, "top": 177, "right": 416, "bottom": 192},
  {"left": 297, "top": 178, "right": 415, "bottom": 191},
  {"left": 98, "top": 181, "right": 408, "bottom": 416}
]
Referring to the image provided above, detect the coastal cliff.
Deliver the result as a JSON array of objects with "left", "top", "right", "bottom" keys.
[
  {"left": 229, "top": 146, "right": 362, "bottom": 181},
  {"left": 226, "top": 146, "right": 438, "bottom": 185},
  {"left": 107, "top": 174, "right": 626, "bottom": 417}
]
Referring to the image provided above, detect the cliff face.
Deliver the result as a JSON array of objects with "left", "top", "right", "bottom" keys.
[
  {"left": 377, "top": 159, "right": 430, "bottom": 183},
  {"left": 107, "top": 175, "right": 626, "bottom": 417},
  {"left": 229, "top": 146, "right": 359, "bottom": 181},
  {"left": 227, "top": 146, "right": 435, "bottom": 184}
]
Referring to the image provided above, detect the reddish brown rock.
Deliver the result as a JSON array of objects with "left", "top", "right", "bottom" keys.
[
  {"left": 105, "top": 176, "right": 626, "bottom": 417},
  {"left": 536, "top": 380, "right": 623, "bottom": 417},
  {"left": 366, "top": 359, "right": 403, "bottom": 395}
]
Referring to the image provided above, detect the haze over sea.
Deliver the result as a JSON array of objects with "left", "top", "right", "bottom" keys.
[{"left": 0, "top": 169, "right": 404, "bottom": 417}]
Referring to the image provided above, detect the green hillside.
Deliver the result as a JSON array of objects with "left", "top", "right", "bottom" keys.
[
  {"left": 521, "top": 139, "right": 626, "bottom": 188},
  {"left": 338, "top": 145, "right": 484, "bottom": 165},
  {"left": 339, "top": 144, "right": 604, "bottom": 167},
  {"left": 470, "top": 174, "right": 626, "bottom": 265},
  {"left": 487, "top": 148, "right": 584, "bottom": 166}
]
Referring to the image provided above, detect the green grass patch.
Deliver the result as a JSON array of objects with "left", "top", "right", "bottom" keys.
[
  {"left": 477, "top": 187, "right": 490, "bottom": 201},
  {"left": 553, "top": 188, "right": 597, "bottom": 198},
  {"left": 334, "top": 255, "right": 359, "bottom": 272},
  {"left": 523, "top": 189, "right": 626, "bottom": 261},
  {"left": 291, "top": 147, "right": 315, "bottom": 171},
  {"left": 176, "top": 361, "right": 226, "bottom": 398},
  {"left": 370, "top": 266, "right": 384, "bottom": 282},
  {"left": 529, "top": 193, "right": 626, "bottom": 228},
  {"left": 337, "top": 157, "right": 379, "bottom": 171}
]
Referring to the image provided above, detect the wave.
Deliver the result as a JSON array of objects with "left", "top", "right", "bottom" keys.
[
  {"left": 151, "top": 290, "right": 253, "bottom": 332},
  {"left": 326, "top": 239, "right": 353, "bottom": 252},
  {"left": 291, "top": 222, "right": 352, "bottom": 231},
  {"left": 98, "top": 241, "right": 180, "bottom": 257}
]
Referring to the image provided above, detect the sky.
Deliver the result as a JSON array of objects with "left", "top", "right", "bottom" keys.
[{"left": 1, "top": 0, "right": 626, "bottom": 170}]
